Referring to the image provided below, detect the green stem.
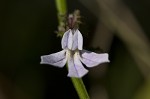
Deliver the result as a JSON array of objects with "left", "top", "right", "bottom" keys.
[
  {"left": 55, "top": 0, "right": 67, "bottom": 25},
  {"left": 55, "top": 0, "right": 67, "bottom": 15},
  {"left": 71, "top": 77, "right": 90, "bottom": 99},
  {"left": 55, "top": 1, "right": 90, "bottom": 99}
]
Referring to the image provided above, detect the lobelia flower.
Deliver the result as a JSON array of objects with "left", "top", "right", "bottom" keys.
[{"left": 40, "top": 29, "right": 109, "bottom": 78}]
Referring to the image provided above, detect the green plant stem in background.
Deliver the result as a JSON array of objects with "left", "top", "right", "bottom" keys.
[{"left": 55, "top": 1, "right": 90, "bottom": 98}]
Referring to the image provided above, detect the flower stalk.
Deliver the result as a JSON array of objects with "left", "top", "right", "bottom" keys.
[{"left": 71, "top": 77, "right": 90, "bottom": 99}]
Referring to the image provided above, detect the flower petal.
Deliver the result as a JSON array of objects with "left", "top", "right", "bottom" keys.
[
  {"left": 72, "top": 29, "right": 83, "bottom": 50},
  {"left": 40, "top": 50, "right": 67, "bottom": 68},
  {"left": 80, "top": 50, "right": 109, "bottom": 67},
  {"left": 67, "top": 53, "right": 88, "bottom": 78},
  {"left": 61, "top": 29, "right": 73, "bottom": 49}
]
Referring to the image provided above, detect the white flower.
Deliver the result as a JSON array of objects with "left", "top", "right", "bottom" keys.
[{"left": 40, "top": 29, "right": 109, "bottom": 78}]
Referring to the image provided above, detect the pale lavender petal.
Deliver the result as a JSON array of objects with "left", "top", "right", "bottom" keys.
[
  {"left": 67, "top": 53, "right": 88, "bottom": 78},
  {"left": 80, "top": 50, "right": 109, "bottom": 67},
  {"left": 61, "top": 29, "right": 73, "bottom": 49},
  {"left": 72, "top": 29, "right": 83, "bottom": 50},
  {"left": 40, "top": 50, "right": 67, "bottom": 67}
]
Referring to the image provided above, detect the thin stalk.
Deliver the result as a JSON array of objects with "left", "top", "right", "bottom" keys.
[
  {"left": 55, "top": 0, "right": 67, "bottom": 15},
  {"left": 55, "top": 0, "right": 67, "bottom": 25},
  {"left": 71, "top": 77, "right": 90, "bottom": 99}
]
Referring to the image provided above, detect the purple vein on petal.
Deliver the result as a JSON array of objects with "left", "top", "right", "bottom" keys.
[
  {"left": 40, "top": 50, "right": 67, "bottom": 68},
  {"left": 61, "top": 29, "right": 73, "bottom": 50},
  {"left": 80, "top": 50, "right": 109, "bottom": 67},
  {"left": 67, "top": 53, "right": 88, "bottom": 78},
  {"left": 72, "top": 29, "right": 83, "bottom": 50}
]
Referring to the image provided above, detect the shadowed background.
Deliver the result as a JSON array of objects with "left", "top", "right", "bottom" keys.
[{"left": 1, "top": 0, "right": 150, "bottom": 99}]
